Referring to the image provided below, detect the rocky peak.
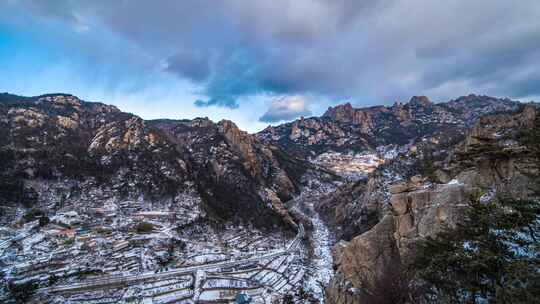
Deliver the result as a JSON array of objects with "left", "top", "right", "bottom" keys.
[
  {"left": 218, "top": 119, "right": 253, "bottom": 147},
  {"left": 217, "top": 119, "right": 262, "bottom": 178},
  {"left": 323, "top": 102, "right": 355, "bottom": 122},
  {"left": 407, "top": 95, "right": 432, "bottom": 107},
  {"left": 191, "top": 117, "right": 214, "bottom": 128},
  {"left": 258, "top": 94, "right": 526, "bottom": 165},
  {"left": 445, "top": 94, "right": 521, "bottom": 118},
  {"left": 37, "top": 94, "right": 82, "bottom": 107}
]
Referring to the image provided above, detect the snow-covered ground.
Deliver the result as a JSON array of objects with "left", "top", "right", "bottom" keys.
[
  {"left": 306, "top": 201, "right": 334, "bottom": 302},
  {"left": 311, "top": 151, "right": 384, "bottom": 181},
  {"left": 0, "top": 193, "right": 304, "bottom": 303},
  {"left": 292, "top": 196, "right": 335, "bottom": 303}
]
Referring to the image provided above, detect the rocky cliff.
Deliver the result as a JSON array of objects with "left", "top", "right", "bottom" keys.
[{"left": 324, "top": 105, "right": 539, "bottom": 304}]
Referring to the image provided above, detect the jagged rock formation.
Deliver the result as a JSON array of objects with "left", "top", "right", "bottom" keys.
[
  {"left": 0, "top": 93, "right": 307, "bottom": 229},
  {"left": 147, "top": 118, "right": 299, "bottom": 227},
  {"left": 257, "top": 95, "right": 521, "bottom": 160},
  {"left": 326, "top": 215, "right": 400, "bottom": 304},
  {"left": 446, "top": 105, "right": 539, "bottom": 191},
  {"left": 312, "top": 97, "right": 535, "bottom": 238},
  {"left": 389, "top": 180, "right": 471, "bottom": 261},
  {"left": 325, "top": 105, "right": 539, "bottom": 304}
]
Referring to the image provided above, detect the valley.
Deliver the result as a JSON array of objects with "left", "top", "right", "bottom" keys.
[
  {"left": 2, "top": 2, "right": 540, "bottom": 302},
  {"left": 0, "top": 93, "right": 538, "bottom": 303}
]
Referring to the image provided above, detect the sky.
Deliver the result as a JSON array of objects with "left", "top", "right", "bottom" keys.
[{"left": 1, "top": 0, "right": 539, "bottom": 132}]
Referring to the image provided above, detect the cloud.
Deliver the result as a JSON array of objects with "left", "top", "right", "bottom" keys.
[
  {"left": 259, "top": 95, "right": 312, "bottom": 123},
  {"left": 164, "top": 50, "right": 211, "bottom": 82},
  {"left": 2, "top": 0, "right": 540, "bottom": 110}
]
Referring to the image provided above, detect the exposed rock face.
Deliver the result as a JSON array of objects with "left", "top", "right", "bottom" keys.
[
  {"left": 147, "top": 118, "right": 299, "bottom": 228},
  {"left": 390, "top": 181, "right": 471, "bottom": 261},
  {"left": 407, "top": 95, "right": 432, "bottom": 107},
  {"left": 316, "top": 176, "right": 386, "bottom": 241},
  {"left": 326, "top": 215, "right": 400, "bottom": 304},
  {"left": 325, "top": 177, "right": 473, "bottom": 304},
  {"left": 257, "top": 95, "right": 521, "bottom": 161},
  {"left": 323, "top": 102, "right": 385, "bottom": 133},
  {"left": 0, "top": 93, "right": 304, "bottom": 229},
  {"left": 462, "top": 104, "right": 536, "bottom": 150},
  {"left": 325, "top": 105, "right": 539, "bottom": 304},
  {"left": 447, "top": 105, "right": 539, "bottom": 196},
  {"left": 218, "top": 120, "right": 259, "bottom": 176}
]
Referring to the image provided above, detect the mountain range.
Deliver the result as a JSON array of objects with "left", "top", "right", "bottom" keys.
[{"left": 0, "top": 92, "right": 538, "bottom": 303}]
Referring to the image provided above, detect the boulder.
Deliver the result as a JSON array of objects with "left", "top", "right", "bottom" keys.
[
  {"left": 396, "top": 213, "right": 415, "bottom": 237},
  {"left": 390, "top": 193, "right": 408, "bottom": 215},
  {"left": 388, "top": 183, "right": 409, "bottom": 194}
]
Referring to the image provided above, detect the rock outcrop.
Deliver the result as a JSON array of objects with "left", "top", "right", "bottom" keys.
[
  {"left": 390, "top": 180, "right": 471, "bottom": 261},
  {"left": 326, "top": 215, "right": 400, "bottom": 304},
  {"left": 325, "top": 105, "right": 539, "bottom": 304}
]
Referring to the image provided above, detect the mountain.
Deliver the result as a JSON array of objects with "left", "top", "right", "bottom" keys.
[
  {"left": 147, "top": 117, "right": 302, "bottom": 227},
  {"left": 323, "top": 104, "right": 540, "bottom": 303},
  {"left": 0, "top": 93, "right": 310, "bottom": 229},
  {"left": 0, "top": 92, "right": 530, "bottom": 237},
  {"left": 1, "top": 91, "right": 537, "bottom": 303},
  {"left": 257, "top": 94, "right": 521, "bottom": 162}
]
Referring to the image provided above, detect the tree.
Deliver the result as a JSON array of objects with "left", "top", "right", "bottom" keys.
[
  {"left": 39, "top": 215, "right": 50, "bottom": 227},
  {"left": 281, "top": 294, "right": 294, "bottom": 304},
  {"left": 23, "top": 208, "right": 45, "bottom": 223},
  {"left": 413, "top": 195, "right": 540, "bottom": 303},
  {"left": 8, "top": 280, "right": 39, "bottom": 303},
  {"left": 48, "top": 274, "right": 59, "bottom": 286},
  {"left": 135, "top": 221, "right": 154, "bottom": 233}
]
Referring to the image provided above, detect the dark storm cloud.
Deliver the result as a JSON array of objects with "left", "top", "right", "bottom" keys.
[
  {"left": 165, "top": 50, "right": 212, "bottom": 83},
  {"left": 10, "top": 0, "right": 540, "bottom": 109}
]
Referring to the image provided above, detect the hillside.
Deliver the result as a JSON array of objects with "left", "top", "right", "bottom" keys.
[{"left": 0, "top": 93, "right": 309, "bottom": 229}]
